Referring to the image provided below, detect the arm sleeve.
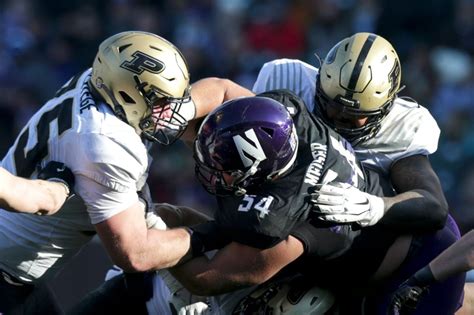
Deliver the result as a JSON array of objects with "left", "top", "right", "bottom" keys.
[{"left": 252, "top": 59, "right": 318, "bottom": 112}]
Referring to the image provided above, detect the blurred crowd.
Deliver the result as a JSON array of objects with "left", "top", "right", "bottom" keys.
[{"left": 0, "top": 0, "right": 473, "bottom": 231}]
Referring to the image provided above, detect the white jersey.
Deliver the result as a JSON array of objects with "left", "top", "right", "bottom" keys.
[
  {"left": 0, "top": 69, "right": 149, "bottom": 283},
  {"left": 252, "top": 59, "right": 440, "bottom": 175}
]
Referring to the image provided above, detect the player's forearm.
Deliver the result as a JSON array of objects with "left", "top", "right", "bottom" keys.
[
  {"left": 380, "top": 189, "right": 448, "bottom": 232},
  {"left": 171, "top": 239, "right": 301, "bottom": 296},
  {"left": 429, "top": 229, "right": 474, "bottom": 281},
  {"left": 170, "top": 255, "right": 258, "bottom": 296},
  {"left": 191, "top": 77, "right": 254, "bottom": 118},
  {"left": 386, "top": 155, "right": 449, "bottom": 232},
  {"left": 121, "top": 227, "right": 192, "bottom": 272},
  {"left": 0, "top": 169, "right": 68, "bottom": 214},
  {"left": 145, "top": 227, "right": 193, "bottom": 269},
  {"left": 97, "top": 205, "right": 193, "bottom": 273}
]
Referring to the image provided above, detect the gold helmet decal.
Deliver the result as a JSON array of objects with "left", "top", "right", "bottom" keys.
[
  {"left": 316, "top": 32, "right": 402, "bottom": 144},
  {"left": 120, "top": 51, "right": 165, "bottom": 75},
  {"left": 90, "top": 31, "right": 192, "bottom": 145}
]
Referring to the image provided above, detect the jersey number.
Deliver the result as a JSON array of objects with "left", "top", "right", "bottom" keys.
[
  {"left": 13, "top": 98, "right": 73, "bottom": 177},
  {"left": 238, "top": 195, "right": 274, "bottom": 218}
]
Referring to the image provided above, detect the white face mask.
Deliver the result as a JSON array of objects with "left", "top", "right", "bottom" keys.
[
  {"left": 152, "top": 99, "right": 196, "bottom": 131},
  {"left": 177, "top": 98, "right": 196, "bottom": 122}
]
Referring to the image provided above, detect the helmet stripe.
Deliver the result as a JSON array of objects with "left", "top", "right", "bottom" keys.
[{"left": 346, "top": 33, "right": 377, "bottom": 98}]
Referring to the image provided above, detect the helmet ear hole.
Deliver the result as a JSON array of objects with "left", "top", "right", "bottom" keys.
[
  {"left": 118, "top": 44, "right": 132, "bottom": 53},
  {"left": 261, "top": 127, "right": 274, "bottom": 138},
  {"left": 119, "top": 91, "right": 136, "bottom": 104}
]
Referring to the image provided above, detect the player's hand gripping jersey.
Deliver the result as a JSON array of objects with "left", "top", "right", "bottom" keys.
[
  {"left": 252, "top": 59, "right": 440, "bottom": 175},
  {"left": 0, "top": 69, "right": 149, "bottom": 283}
]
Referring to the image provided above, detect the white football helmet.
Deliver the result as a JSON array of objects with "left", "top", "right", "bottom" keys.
[
  {"left": 232, "top": 275, "right": 336, "bottom": 314},
  {"left": 90, "top": 31, "right": 193, "bottom": 145},
  {"left": 316, "top": 32, "right": 402, "bottom": 145}
]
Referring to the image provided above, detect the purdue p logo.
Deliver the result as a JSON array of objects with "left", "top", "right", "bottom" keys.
[
  {"left": 233, "top": 129, "right": 267, "bottom": 167},
  {"left": 120, "top": 51, "right": 165, "bottom": 74}
]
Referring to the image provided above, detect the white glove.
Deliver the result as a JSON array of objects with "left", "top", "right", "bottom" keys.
[
  {"left": 311, "top": 182, "right": 385, "bottom": 227},
  {"left": 178, "top": 301, "right": 210, "bottom": 315}
]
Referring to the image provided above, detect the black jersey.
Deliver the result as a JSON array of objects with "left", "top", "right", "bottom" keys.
[
  {"left": 216, "top": 90, "right": 381, "bottom": 246},
  {"left": 213, "top": 90, "right": 398, "bottom": 283}
]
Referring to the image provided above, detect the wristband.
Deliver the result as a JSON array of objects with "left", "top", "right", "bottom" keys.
[
  {"left": 47, "top": 178, "right": 71, "bottom": 196},
  {"left": 412, "top": 265, "right": 437, "bottom": 286}
]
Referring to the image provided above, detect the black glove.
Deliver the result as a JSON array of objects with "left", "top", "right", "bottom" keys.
[
  {"left": 189, "top": 221, "right": 232, "bottom": 257},
  {"left": 388, "top": 283, "right": 429, "bottom": 315},
  {"left": 388, "top": 266, "right": 434, "bottom": 315},
  {"left": 37, "top": 161, "right": 75, "bottom": 196}
]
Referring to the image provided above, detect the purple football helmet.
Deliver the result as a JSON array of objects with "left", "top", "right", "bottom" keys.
[{"left": 194, "top": 96, "right": 298, "bottom": 196}]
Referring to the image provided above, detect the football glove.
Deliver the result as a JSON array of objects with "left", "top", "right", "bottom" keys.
[
  {"left": 37, "top": 161, "right": 75, "bottom": 197},
  {"left": 178, "top": 301, "right": 210, "bottom": 315},
  {"left": 388, "top": 265, "right": 435, "bottom": 314},
  {"left": 388, "top": 281, "right": 429, "bottom": 315},
  {"left": 311, "top": 182, "right": 384, "bottom": 227}
]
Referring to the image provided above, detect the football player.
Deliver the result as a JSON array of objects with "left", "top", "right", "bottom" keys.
[
  {"left": 253, "top": 32, "right": 452, "bottom": 234},
  {"left": 0, "top": 161, "right": 73, "bottom": 215},
  {"left": 0, "top": 30, "right": 251, "bottom": 313},
  {"left": 166, "top": 93, "right": 464, "bottom": 315},
  {"left": 252, "top": 31, "right": 467, "bottom": 313}
]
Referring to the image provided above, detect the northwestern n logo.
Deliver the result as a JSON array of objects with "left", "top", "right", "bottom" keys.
[
  {"left": 233, "top": 129, "right": 267, "bottom": 167},
  {"left": 120, "top": 51, "right": 165, "bottom": 74}
]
